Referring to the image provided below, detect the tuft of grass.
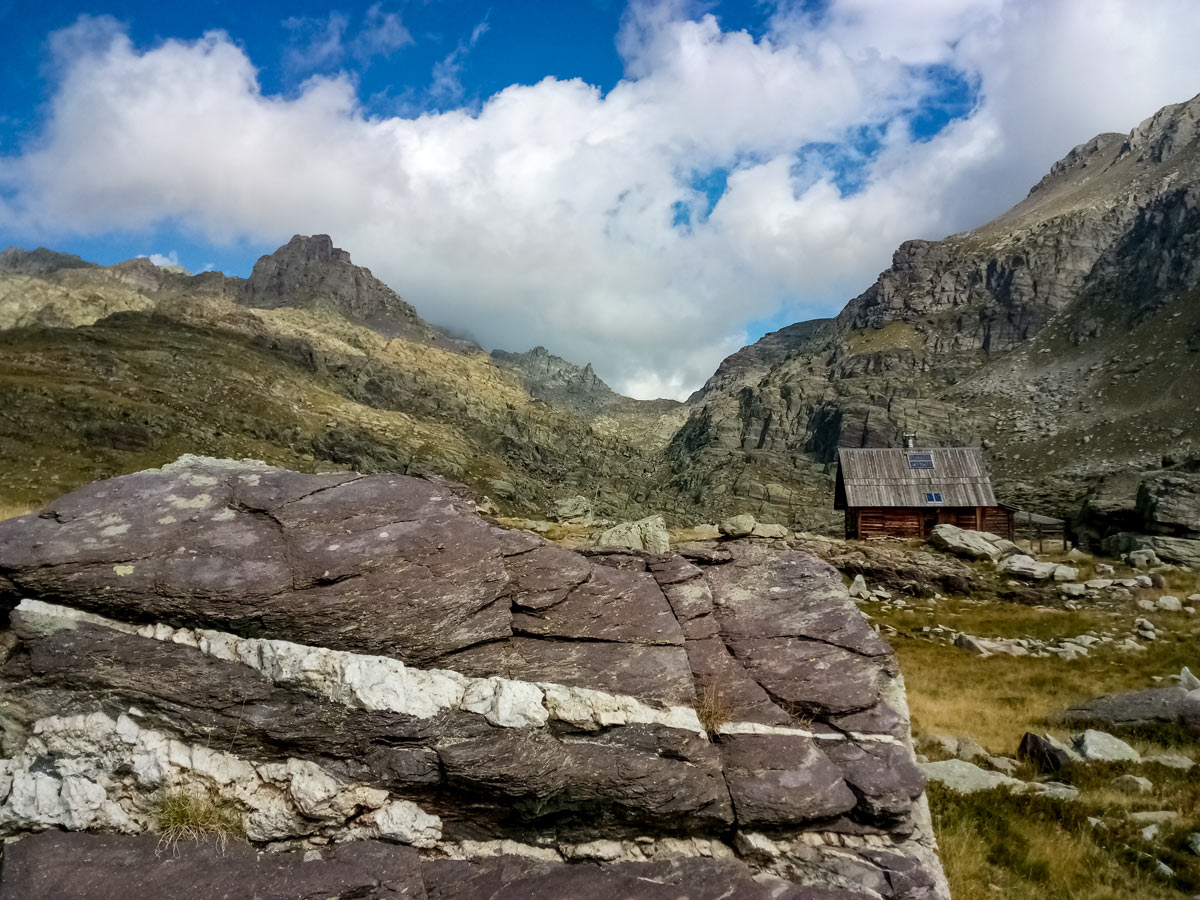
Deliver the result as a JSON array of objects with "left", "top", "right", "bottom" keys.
[
  {"left": 695, "top": 684, "right": 734, "bottom": 735},
  {"left": 153, "top": 790, "right": 244, "bottom": 855}
]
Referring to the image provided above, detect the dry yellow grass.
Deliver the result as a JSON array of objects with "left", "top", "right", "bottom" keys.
[
  {"left": 932, "top": 785, "right": 1186, "bottom": 900},
  {"left": 870, "top": 591, "right": 1200, "bottom": 753},
  {"left": 873, "top": 574, "right": 1200, "bottom": 898},
  {"left": 0, "top": 502, "right": 35, "bottom": 522},
  {"left": 695, "top": 684, "right": 734, "bottom": 734}
]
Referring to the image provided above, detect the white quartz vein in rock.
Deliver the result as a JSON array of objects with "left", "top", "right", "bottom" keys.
[
  {"left": 0, "top": 710, "right": 441, "bottom": 847},
  {"left": 15, "top": 600, "right": 703, "bottom": 736},
  {"left": 716, "top": 721, "right": 902, "bottom": 746}
]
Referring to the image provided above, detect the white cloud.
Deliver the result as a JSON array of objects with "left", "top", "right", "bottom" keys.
[
  {"left": 430, "top": 18, "right": 490, "bottom": 104},
  {"left": 143, "top": 250, "right": 180, "bottom": 268},
  {"left": 356, "top": 4, "right": 414, "bottom": 60},
  {"left": 4, "top": 1, "right": 1200, "bottom": 398},
  {"left": 283, "top": 12, "right": 350, "bottom": 73},
  {"left": 283, "top": 4, "right": 412, "bottom": 74}
]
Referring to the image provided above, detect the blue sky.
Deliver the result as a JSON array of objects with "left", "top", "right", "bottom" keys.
[
  {"left": 2, "top": 1, "right": 1199, "bottom": 397},
  {"left": 0, "top": 1, "right": 972, "bottom": 278},
  {"left": 1, "top": 1, "right": 810, "bottom": 276}
]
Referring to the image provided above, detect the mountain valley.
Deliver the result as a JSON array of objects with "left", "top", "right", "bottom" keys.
[{"left": 3, "top": 95, "right": 1200, "bottom": 540}]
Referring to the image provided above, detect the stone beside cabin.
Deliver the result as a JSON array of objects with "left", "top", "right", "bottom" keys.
[{"left": 834, "top": 447, "right": 1014, "bottom": 541}]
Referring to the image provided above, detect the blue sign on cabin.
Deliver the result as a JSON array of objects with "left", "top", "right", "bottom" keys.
[{"left": 924, "top": 492, "right": 943, "bottom": 503}]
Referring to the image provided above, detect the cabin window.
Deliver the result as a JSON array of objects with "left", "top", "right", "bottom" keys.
[
  {"left": 907, "top": 453, "right": 934, "bottom": 469},
  {"left": 924, "top": 492, "right": 943, "bottom": 503}
]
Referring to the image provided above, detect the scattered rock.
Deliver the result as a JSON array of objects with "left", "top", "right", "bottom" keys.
[
  {"left": 998, "top": 554, "right": 1056, "bottom": 580},
  {"left": 550, "top": 495, "right": 595, "bottom": 525},
  {"left": 1060, "top": 687, "right": 1200, "bottom": 737},
  {"left": 1073, "top": 730, "right": 1141, "bottom": 762},
  {"left": 1129, "top": 810, "right": 1179, "bottom": 826},
  {"left": 1157, "top": 595, "right": 1182, "bottom": 612},
  {"left": 1111, "top": 774, "right": 1153, "bottom": 794},
  {"left": 1128, "top": 549, "right": 1161, "bottom": 569},
  {"left": 986, "top": 756, "right": 1019, "bottom": 775},
  {"left": 1144, "top": 753, "right": 1194, "bottom": 771},
  {"left": 930, "top": 525, "right": 1006, "bottom": 561},
  {"left": 1181, "top": 667, "right": 1200, "bottom": 691},
  {"left": 918, "top": 734, "right": 959, "bottom": 758},
  {"left": 595, "top": 515, "right": 670, "bottom": 554},
  {"left": 748, "top": 522, "right": 788, "bottom": 539},
  {"left": 1026, "top": 781, "right": 1079, "bottom": 801},
  {"left": 847, "top": 574, "right": 871, "bottom": 600},
  {"left": 954, "top": 737, "right": 989, "bottom": 764},
  {"left": 919, "top": 759, "right": 1024, "bottom": 794},
  {"left": 954, "top": 634, "right": 990, "bottom": 656},
  {"left": 718, "top": 514, "right": 756, "bottom": 538},
  {"left": 1018, "top": 732, "right": 1081, "bottom": 773},
  {"left": 997, "top": 555, "right": 1075, "bottom": 582}
]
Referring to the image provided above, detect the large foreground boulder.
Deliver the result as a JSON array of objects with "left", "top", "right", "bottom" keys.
[
  {"left": 0, "top": 831, "right": 872, "bottom": 900},
  {"left": 0, "top": 457, "right": 947, "bottom": 900}
]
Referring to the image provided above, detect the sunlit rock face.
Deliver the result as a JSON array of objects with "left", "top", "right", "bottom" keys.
[{"left": 0, "top": 456, "right": 946, "bottom": 899}]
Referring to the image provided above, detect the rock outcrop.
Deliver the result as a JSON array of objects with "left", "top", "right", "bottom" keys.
[
  {"left": 240, "top": 234, "right": 448, "bottom": 346},
  {"left": 0, "top": 457, "right": 946, "bottom": 899},
  {"left": 1059, "top": 687, "right": 1200, "bottom": 737},
  {"left": 1079, "top": 454, "right": 1200, "bottom": 553}
]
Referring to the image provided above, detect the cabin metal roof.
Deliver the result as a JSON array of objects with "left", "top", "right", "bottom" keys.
[{"left": 835, "top": 447, "right": 998, "bottom": 508}]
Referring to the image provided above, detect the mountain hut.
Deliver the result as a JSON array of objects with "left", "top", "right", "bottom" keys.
[{"left": 834, "top": 447, "right": 1014, "bottom": 541}]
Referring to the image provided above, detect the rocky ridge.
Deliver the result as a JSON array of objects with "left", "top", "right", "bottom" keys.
[
  {"left": 0, "top": 238, "right": 685, "bottom": 521},
  {"left": 0, "top": 457, "right": 947, "bottom": 899}
]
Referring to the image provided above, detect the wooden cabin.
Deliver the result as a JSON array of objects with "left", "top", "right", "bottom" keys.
[{"left": 834, "top": 447, "right": 1014, "bottom": 541}]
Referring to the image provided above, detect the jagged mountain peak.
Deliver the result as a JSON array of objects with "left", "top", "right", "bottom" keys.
[
  {"left": 240, "top": 233, "right": 450, "bottom": 346},
  {"left": 269, "top": 233, "right": 352, "bottom": 266}
]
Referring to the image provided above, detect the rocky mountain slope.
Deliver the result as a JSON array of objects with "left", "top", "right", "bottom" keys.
[
  {"left": 0, "top": 457, "right": 948, "bottom": 900},
  {"left": 668, "top": 93, "right": 1200, "bottom": 527}
]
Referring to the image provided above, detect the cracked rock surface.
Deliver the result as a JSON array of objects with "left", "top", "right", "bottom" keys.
[{"left": 0, "top": 457, "right": 946, "bottom": 899}]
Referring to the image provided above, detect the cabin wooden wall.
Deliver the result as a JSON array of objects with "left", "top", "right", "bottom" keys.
[
  {"left": 853, "top": 508, "right": 926, "bottom": 539},
  {"left": 848, "top": 506, "right": 1013, "bottom": 540},
  {"left": 983, "top": 507, "right": 1015, "bottom": 541}
]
